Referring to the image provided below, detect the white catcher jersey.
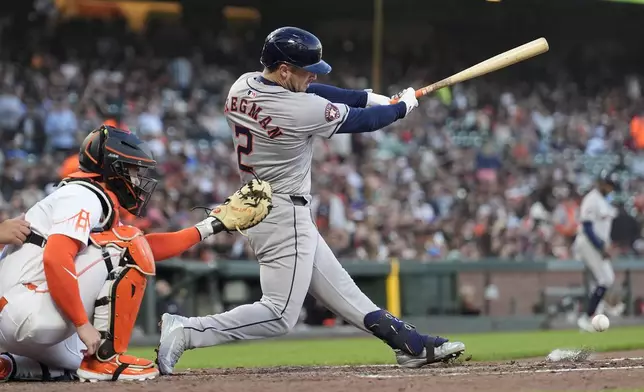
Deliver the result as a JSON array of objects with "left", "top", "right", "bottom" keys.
[
  {"left": 0, "top": 183, "right": 104, "bottom": 286},
  {"left": 224, "top": 72, "right": 350, "bottom": 195},
  {"left": 577, "top": 188, "right": 617, "bottom": 245}
]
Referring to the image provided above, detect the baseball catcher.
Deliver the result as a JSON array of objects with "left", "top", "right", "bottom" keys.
[{"left": 0, "top": 125, "right": 272, "bottom": 382}]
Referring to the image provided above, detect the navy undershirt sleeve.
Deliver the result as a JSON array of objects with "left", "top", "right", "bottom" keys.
[
  {"left": 336, "top": 103, "right": 407, "bottom": 134},
  {"left": 582, "top": 221, "right": 605, "bottom": 251},
  {"left": 306, "top": 84, "right": 368, "bottom": 107}
]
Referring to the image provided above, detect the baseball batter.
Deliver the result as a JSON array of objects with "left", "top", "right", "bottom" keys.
[
  {"left": 157, "top": 26, "right": 465, "bottom": 373},
  {"left": 574, "top": 171, "right": 620, "bottom": 332},
  {"left": 0, "top": 125, "right": 271, "bottom": 382}
]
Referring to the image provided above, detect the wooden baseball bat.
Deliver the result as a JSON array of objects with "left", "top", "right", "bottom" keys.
[{"left": 390, "top": 37, "right": 549, "bottom": 103}]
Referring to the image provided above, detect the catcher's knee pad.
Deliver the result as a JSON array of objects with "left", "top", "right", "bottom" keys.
[
  {"left": 363, "top": 310, "right": 447, "bottom": 357},
  {"left": 89, "top": 226, "right": 156, "bottom": 362}
]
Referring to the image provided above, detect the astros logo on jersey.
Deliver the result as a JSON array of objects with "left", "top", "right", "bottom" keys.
[{"left": 325, "top": 103, "right": 340, "bottom": 122}]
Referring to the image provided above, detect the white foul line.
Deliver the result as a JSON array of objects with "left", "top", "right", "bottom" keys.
[
  {"left": 357, "top": 364, "right": 644, "bottom": 378},
  {"left": 606, "top": 357, "right": 644, "bottom": 362}
]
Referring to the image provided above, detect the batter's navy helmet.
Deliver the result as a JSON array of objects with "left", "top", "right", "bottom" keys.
[{"left": 260, "top": 27, "right": 331, "bottom": 74}]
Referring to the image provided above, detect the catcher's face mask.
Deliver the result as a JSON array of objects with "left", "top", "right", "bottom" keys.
[
  {"left": 107, "top": 162, "right": 158, "bottom": 217},
  {"left": 83, "top": 124, "right": 159, "bottom": 217}
]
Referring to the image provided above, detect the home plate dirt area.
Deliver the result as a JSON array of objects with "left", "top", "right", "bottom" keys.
[{"left": 6, "top": 350, "right": 644, "bottom": 392}]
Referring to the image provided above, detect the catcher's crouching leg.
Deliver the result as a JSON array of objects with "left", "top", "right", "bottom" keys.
[
  {"left": 0, "top": 353, "right": 77, "bottom": 382},
  {"left": 77, "top": 265, "right": 158, "bottom": 382},
  {"left": 364, "top": 310, "right": 466, "bottom": 368}
]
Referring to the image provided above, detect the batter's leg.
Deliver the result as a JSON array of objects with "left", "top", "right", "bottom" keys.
[
  {"left": 157, "top": 204, "right": 317, "bottom": 375},
  {"left": 307, "top": 234, "right": 379, "bottom": 330},
  {"left": 308, "top": 233, "right": 465, "bottom": 368}
]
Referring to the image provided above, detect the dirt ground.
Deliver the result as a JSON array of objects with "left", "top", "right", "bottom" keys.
[{"left": 4, "top": 350, "right": 644, "bottom": 392}]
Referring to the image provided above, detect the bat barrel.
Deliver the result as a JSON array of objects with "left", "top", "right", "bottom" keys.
[{"left": 390, "top": 37, "right": 549, "bottom": 104}]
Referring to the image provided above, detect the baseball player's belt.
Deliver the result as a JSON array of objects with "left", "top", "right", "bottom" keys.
[
  {"left": 25, "top": 232, "right": 46, "bottom": 248},
  {"left": 290, "top": 196, "right": 308, "bottom": 206}
]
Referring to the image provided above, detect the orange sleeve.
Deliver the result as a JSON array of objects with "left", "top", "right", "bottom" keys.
[
  {"left": 145, "top": 227, "right": 201, "bottom": 262},
  {"left": 43, "top": 234, "right": 89, "bottom": 327}
]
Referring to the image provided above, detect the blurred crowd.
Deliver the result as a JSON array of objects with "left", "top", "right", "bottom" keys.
[{"left": 0, "top": 11, "right": 643, "bottom": 264}]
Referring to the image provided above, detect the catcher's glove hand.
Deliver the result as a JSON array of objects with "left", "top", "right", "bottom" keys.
[{"left": 194, "top": 179, "right": 273, "bottom": 239}]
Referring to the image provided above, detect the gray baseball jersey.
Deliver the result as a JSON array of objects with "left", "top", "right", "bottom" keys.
[
  {"left": 224, "top": 72, "right": 349, "bottom": 194},
  {"left": 179, "top": 72, "right": 381, "bottom": 348}
]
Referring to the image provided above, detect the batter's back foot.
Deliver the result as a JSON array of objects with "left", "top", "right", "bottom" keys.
[{"left": 395, "top": 341, "right": 466, "bottom": 369}]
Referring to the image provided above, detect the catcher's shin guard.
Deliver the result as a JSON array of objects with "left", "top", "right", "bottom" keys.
[{"left": 77, "top": 226, "right": 159, "bottom": 382}]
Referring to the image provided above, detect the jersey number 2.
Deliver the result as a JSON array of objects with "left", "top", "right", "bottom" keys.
[{"left": 234, "top": 125, "right": 254, "bottom": 173}]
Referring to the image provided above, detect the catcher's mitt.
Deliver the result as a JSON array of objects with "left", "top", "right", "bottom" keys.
[{"left": 210, "top": 179, "right": 273, "bottom": 234}]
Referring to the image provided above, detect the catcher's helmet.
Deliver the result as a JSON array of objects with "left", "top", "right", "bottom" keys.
[
  {"left": 74, "top": 125, "right": 158, "bottom": 216},
  {"left": 260, "top": 26, "right": 331, "bottom": 74}
]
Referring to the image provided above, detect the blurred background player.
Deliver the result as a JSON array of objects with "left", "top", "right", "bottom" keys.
[{"left": 574, "top": 171, "right": 623, "bottom": 332}]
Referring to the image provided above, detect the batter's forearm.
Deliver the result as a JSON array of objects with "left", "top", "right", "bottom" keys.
[
  {"left": 337, "top": 103, "right": 407, "bottom": 134},
  {"left": 306, "top": 84, "right": 368, "bottom": 107},
  {"left": 145, "top": 227, "right": 202, "bottom": 261},
  {"left": 43, "top": 235, "right": 89, "bottom": 327}
]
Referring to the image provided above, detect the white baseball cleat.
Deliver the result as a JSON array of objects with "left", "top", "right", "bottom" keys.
[
  {"left": 155, "top": 313, "right": 187, "bottom": 375},
  {"left": 577, "top": 314, "right": 596, "bottom": 333},
  {"left": 395, "top": 341, "right": 466, "bottom": 368}
]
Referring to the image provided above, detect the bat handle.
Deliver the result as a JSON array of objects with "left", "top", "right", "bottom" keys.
[{"left": 389, "top": 88, "right": 427, "bottom": 104}]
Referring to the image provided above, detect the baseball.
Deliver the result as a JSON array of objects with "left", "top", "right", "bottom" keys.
[{"left": 591, "top": 314, "right": 610, "bottom": 332}]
